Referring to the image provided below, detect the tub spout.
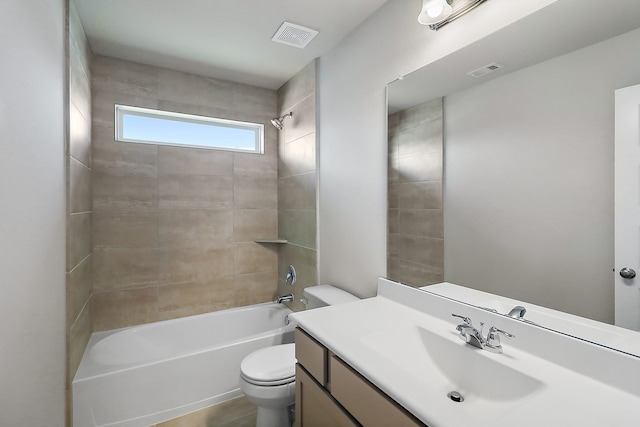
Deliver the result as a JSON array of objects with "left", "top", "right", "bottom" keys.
[
  {"left": 508, "top": 305, "right": 527, "bottom": 319},
  {"left": 276, "top": 294, "right": 294, "bottom": 304}
]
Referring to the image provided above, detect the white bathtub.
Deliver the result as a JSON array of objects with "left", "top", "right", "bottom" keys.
[{"left": 73, "top": 303, "right": 295, "bottom": 427}]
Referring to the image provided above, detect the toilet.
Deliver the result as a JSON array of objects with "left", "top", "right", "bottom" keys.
[{"left": 239, "top": 285, "right": 359, "bottom": 427}]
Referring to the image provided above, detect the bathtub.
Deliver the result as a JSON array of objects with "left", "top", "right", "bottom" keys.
[{"left": 73, "top": 302, "right": 295, "bottom": 427}]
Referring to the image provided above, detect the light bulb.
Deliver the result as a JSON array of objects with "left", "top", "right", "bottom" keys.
[
  {"left": 418, "top": 0, "right": 453, "bottom": 25},
  {"left": 427, "top": 4, "right": 444, "bottom": 18}
]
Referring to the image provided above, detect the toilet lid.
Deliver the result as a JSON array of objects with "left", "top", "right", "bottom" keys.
[{"left": 241, "top": 343, "right": 296, "bottom": 386}]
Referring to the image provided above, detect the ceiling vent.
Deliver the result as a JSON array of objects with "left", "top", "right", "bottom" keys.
[
  {"left": 467, "top": 62, "right": 504, "bottom": 78},
  {"left": 271, "top": 22, "right": 318, "bottom": 49}
]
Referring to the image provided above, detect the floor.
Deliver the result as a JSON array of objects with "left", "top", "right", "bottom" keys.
[{"left": 151, "top": 396, "right": 257, "bottom": 427}]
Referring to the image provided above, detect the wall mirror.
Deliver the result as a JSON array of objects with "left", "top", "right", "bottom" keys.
[{"left": 387, "top": 0, "right": 640, "bottom": 357}]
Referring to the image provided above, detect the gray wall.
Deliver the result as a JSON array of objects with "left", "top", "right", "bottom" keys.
[
  {"left": 0, "top": 0, "right": 66, "bottom": 425},
  {"left": 444, "top": 28, "right": 640, "bottom": 323},
  {"left": 317, "top": 0, "right": 552, "bottom": 297}
]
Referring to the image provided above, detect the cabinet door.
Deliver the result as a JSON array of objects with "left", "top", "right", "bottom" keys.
[
  {"left": 295, "top": 328, "right": 327, "bottom": 385},
  {"left": 329, "top": 355, "right": 425, "bottom": 427},
  {"left": 295, "top": 365, "right": 360, "bottom": 427}
]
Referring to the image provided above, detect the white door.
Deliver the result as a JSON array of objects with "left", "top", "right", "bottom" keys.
[{"left": 615, "top": 83, "right": 640, "bottom": 330}]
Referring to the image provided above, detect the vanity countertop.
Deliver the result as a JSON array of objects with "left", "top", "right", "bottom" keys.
[{"left": 290, "top": 280, "right": 640, "bottom": 427}]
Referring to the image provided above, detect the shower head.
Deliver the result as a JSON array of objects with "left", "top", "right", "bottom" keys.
[{"left": 271, "top": 112, "right": 293, "bottom": 130}]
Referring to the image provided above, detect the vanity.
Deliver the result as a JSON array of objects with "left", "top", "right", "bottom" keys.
[
  {"left": 295, "top": 326, "right": 424, "bottom": 426},
  {"left": 290, "top": 279, "right": 640, "bottom": 426}
]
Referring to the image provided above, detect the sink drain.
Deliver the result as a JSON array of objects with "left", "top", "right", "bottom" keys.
[{"left": 447, "top": 391, "right": 464, "bottom": 403}]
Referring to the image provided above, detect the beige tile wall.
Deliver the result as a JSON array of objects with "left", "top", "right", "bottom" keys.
[
  {"left": 276, "top": 61, "right": 318, "bottom": 311},
  {"left": 67, "top": 51, "right": 317, "bottom": 423},
  {"left": 91, "top": 55, "right": 280, "bottom": 331},
  {"left": 388, "top": 98, "right": 444, "bottom": 286},
  {"left": 66, "top": 1, "right": 93, "bottom": 425}
]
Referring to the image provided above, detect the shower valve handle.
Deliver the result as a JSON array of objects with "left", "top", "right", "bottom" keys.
[{"left": 285, "top": 265, "right": 296, "bottom": 286}]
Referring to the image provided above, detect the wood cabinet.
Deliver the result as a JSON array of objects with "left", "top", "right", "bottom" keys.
[
  {"left": 296, "top": 365, "right": 359, "bottom": 427},
  {"left": 295, "top": 328, "right": 427, "bottom": 427},
  {"left": 295, "top": 326, "right": 327, "bottom": 386}
]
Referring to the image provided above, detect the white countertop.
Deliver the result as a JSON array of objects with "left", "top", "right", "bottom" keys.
[{"left": 290, "top": 281, "right": 640, "bottom": 427}]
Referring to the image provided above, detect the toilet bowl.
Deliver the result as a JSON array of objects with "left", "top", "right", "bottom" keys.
[
  {"left": 240, "top": 343, "right": 296, "bottom": 427},
  {"left": 239, "top": 285, "right": 359, "bottom": 427}
]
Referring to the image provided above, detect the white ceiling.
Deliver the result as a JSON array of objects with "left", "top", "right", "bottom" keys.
[{"left": 73, "top": 0, "right": 389, "bottom": 90}]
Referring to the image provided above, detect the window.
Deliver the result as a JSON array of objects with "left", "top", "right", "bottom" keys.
[{"left": 115, "top": 105, "right": 264, "bottom": 153}]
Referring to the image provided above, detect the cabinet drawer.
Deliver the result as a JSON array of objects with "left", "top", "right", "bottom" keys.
[
  {"left": 295, "top": 365, "right": 360, "bottom": 427},
  {"left": 329, "top": 355, "right": 425, "bottom": 427},
  {"left": 295, "top": 328, "right": 327, "bottom": 385}
]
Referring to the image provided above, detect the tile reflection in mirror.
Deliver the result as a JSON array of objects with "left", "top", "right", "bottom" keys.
[{"left": 387, "top": 98, "right": 443, "bottom": 287}]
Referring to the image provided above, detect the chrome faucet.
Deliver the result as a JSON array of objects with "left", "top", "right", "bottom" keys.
[
  {"left": 452, "top": 313, "right": 514, "bottom": 354},
  {"left": 507, "top": 305, "right": 527, "bottom": 320},
  {"left": 452, "top": 314, "right": 485, "bottom": 349},
  {"left": 276, "top": 293, "right": 294, "bottom": 304}
]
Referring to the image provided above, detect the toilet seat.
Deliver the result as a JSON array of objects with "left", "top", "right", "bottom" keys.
[{"left": 240, "top": 343, "right": 296, "bottom": 386}]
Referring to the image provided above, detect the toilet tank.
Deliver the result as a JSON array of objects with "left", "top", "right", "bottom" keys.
[{"left": 303, "top": 285, "right": 359, "bottom": 309}]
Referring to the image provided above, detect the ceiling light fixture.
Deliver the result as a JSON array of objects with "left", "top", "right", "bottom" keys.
[
  {"left": 419, "top": 0, "right": 490, "bottom": 31},
  {"left": 418, "top": 0, "right": 453, "bottom": 26}
]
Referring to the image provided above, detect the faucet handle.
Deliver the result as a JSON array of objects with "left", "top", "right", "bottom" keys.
[
  {"left": 485, "top": 327, "right": 514, "bottom": 353},
  {"left": 493, "top": 327, "right": 514, "bottom": 337},
  {"left": 451, "top": 313, "right": 472, "bottom": 325},
  {"left": 285, "top": 265, "right": 296, "bottom": 286}
]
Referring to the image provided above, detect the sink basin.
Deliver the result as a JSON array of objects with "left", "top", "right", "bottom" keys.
[{"left": 361, "top": 324, "right": 545, "bottom": 408}]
